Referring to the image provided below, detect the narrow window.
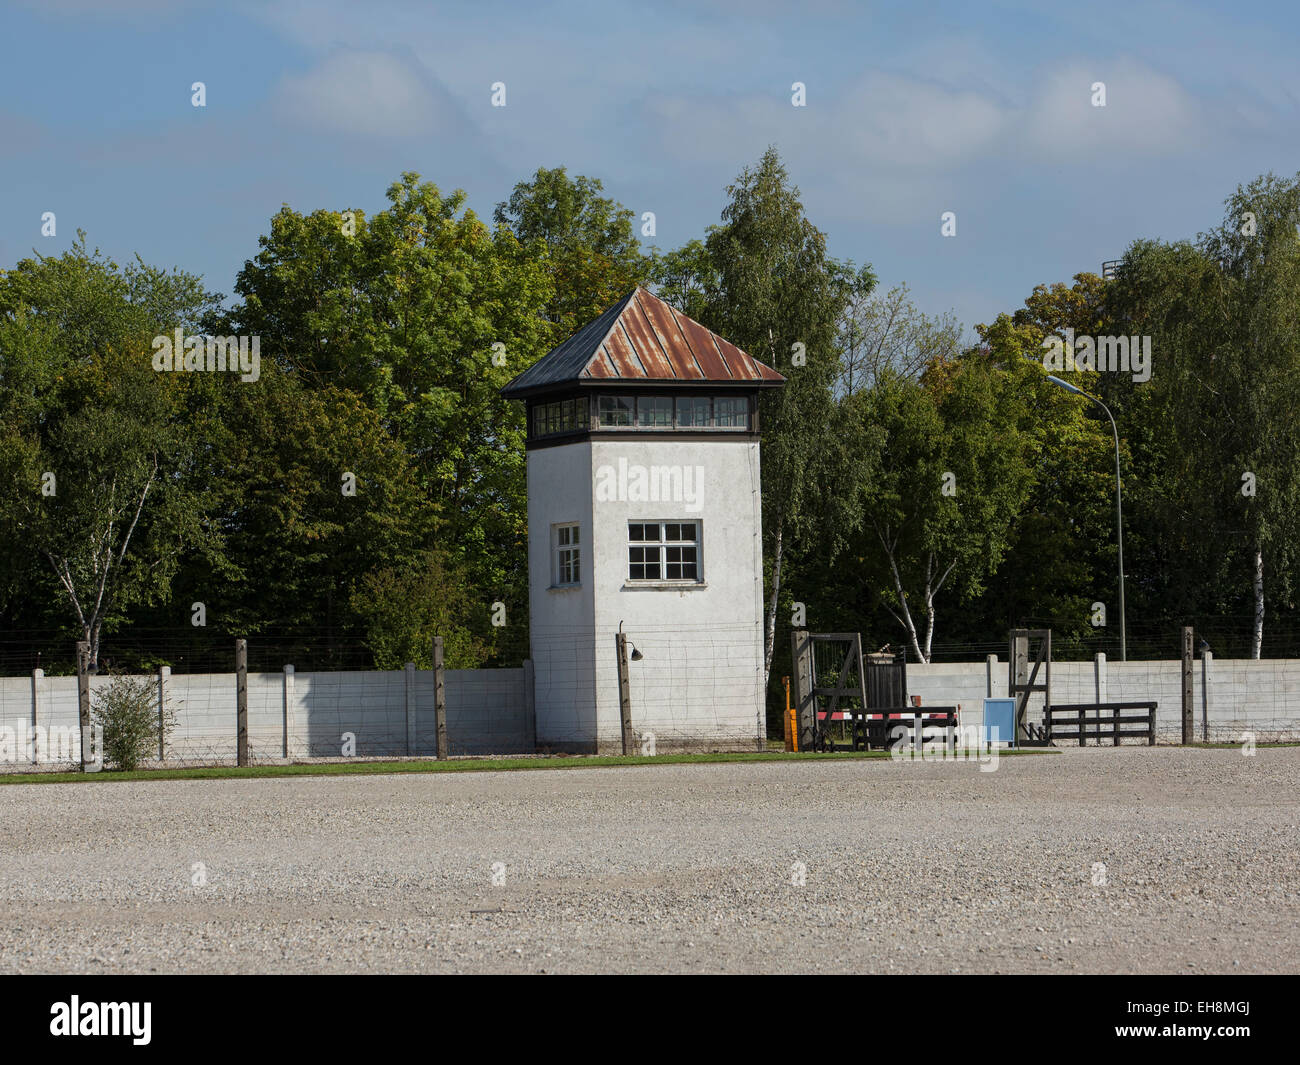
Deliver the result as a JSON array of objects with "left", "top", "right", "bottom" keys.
[{"left": 555, "top": 523, "right": 580, "bottom": 585}]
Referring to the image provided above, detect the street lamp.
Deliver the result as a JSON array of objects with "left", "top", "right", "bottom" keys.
[{"left": 1046, "top": 375, "right": 1127, "bottom": 662}]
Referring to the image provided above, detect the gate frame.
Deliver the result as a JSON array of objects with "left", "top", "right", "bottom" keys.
[
  {"left": 790, "top": 630, "right": 867, "bottom": 752},
  {"left": 1009, "top": 628, "right": 1052, "bottom": 745}
]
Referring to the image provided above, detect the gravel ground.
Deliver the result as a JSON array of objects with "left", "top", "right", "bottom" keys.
[{"left": 1, "top": 747, "right": 1297, "bottom": 974}]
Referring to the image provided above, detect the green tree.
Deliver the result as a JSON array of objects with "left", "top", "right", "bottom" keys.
[
  {"left": 838, "top": 282, "right": 961, "bottom": 397},
  {"left": 701, "top": 147, "right": 871, "bottom": 687},
  {"left": 1112, "top": 174, "right": 1300, "bottom": 656},
  {"left": 232, "top": 173, "right": 555, "bottom": 621},
  {"left": 494, "top": 166, "right": 651, "bottom": 337},
  {"left": 190, "top": 368, "right": 438, "bottom": 655},
  {"left": 649, "top": 238, "right": 718, "bottom": 322},
  {"left": 972, "top": 302, "right": 1123, "bottom": 655},
  {"left": 0, "top": 238, "right": 221, "bottom": 666},
  {"left": 350, "top": 549, "right": 489, "bottom": 669},
  {"left": 845, "top": 357, "right": 1037, "bottom": 661}
]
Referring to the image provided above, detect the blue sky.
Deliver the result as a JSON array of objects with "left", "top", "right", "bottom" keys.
[{"left": 3, "top": 0, "right": 1299, "bottom": 337}]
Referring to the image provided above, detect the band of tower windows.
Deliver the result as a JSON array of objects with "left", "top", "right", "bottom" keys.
[{"left": 530, "top": 394, "right": 750, "bottom": 438}]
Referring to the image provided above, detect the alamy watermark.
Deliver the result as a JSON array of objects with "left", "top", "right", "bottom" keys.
[
  {"left": 0, "top": 720, "right": 102, "bottom": 771},
  {"left": 594, "top": 457, "right": 705, "bottom": 512},
  {"left": 1042, "top": 329, "right": 1151, "bottom": 384},
  {"left": 888, "top": 722, "right": 1000, "bottom": 772},
  {"left": 152, "top": 329, "right": 261, "bottom": 382},
  {"left": 50, "top": 995, "right": 150, "bottom": 1045}
]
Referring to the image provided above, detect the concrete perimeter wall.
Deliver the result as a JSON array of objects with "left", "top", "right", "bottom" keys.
[
  {"left": 0, "top": 664, "right": 532, "bottom": 766},
  {"left": 5, "top": 653, "right": 1298, "bottom": 767},
  {"left": 907, "top": 656, "right": 1300, "bottom": 743}
]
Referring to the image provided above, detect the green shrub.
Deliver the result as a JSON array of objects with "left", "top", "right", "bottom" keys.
[{"left": 91, "top": 673, "right": 176, "bottom": 771}]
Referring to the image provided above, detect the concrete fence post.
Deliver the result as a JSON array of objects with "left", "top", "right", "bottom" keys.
[
  {"left": 433, "top": 638, "right": 448, "bottom": 760},
  {"left": 236, "top": 639, "right": 249, "bottom": 767},
  {"left": 1201, "top": 651, "right": 1212, "bottom": 742},
  {"left": 76, "top": 641, "right": 91, "bottom": 772},
  {"left": 283, "top": 664, "right": 294, "bottom": 759},
  {"left": 615, "top": 632, "right": 634, "bottom": 755},
  {"left": 157, "top": 665, "right": 170, "bottom": 761},
  {"left": 30, "top": 667, "right": 42, "bottom": 763},
  {"left": 985, "top": 655, "right": 997, "bottom": 698},
  {"left": 1094, "top": 653, "right": 1107, "bottom": 705},
  {"left": 404, "top": 662, "right": 417, "bottom": 756},
  {"left": 523, "top": 658, "right": 536, "bottom": 753}
]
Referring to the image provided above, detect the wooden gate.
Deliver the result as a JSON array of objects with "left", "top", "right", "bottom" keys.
[
  {"left": 790, "top": 630, "right": 867, "bottom": 751},
  {"left": 790, "top": 631, "right": 957, "bottom": 751}
]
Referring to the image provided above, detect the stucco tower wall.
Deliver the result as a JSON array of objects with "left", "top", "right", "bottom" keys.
[{"left": 588, "top": 437, "right": 766, "bottom": 752}]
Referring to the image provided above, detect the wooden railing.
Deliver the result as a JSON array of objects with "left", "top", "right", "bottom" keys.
[{"left": 1045, "top": 702, "right": 1157, "bottom": 746}]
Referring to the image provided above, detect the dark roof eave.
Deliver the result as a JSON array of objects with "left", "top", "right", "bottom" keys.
[{"left": 501, "top": 377, "right": 786, "bottom": 401}]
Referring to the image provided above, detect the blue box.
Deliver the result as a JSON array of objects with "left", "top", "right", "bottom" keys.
[{"left": 983, "top": 698, "right": 1017, "bottom": 748}]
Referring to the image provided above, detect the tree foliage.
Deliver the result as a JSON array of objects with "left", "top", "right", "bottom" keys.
[{"left": 5, "top": 160, "right": 1300, "bottom": 725}]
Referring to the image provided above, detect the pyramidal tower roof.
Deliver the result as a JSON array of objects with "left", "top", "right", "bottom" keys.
[{"left": 501, "top": 287, "right": 785, "bottom": 398}]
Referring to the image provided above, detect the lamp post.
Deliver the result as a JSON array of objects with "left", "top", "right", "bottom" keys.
[{"left": 1046, "top": 375, "right": 1126, "bottom": 661}]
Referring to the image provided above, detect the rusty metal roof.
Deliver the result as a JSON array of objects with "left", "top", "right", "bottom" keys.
[{"left": 501, "top": 287, "right": 785, "bottom": 397}]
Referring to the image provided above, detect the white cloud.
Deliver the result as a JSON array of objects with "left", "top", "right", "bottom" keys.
[
  {"left": 1022, "top": 58, "right": 1205, "bottom": 156},
  {"left": 839, "top": 73, "right": 1009, "bottom": 167},
  {"left": 271, "top": 50, "right": 466, "bottom": 138},
  {"left": 634, "top": 72, "right": 1011, "bottom": 223},
  {"left": 642, "top": 72, "right": 1008, "bottom": 170}
]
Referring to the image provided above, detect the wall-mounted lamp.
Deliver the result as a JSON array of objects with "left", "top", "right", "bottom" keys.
[{"left": 619, "top": 620, "right": 645, "bottom": 661}]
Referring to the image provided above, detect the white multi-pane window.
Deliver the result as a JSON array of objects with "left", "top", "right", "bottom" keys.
[
  {"left": 555, "top": 523, "right": 580, "bottom": 585},
  {"left": 628, "top": 521, "right": 700, "bottom": 582}
]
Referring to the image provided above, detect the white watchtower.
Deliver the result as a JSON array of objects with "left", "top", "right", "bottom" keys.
[{"left": 501, "top": 287, "right": 785, "bottom": 753}]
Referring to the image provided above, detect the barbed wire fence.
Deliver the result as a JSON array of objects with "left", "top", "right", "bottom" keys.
[
  {"left": 1, "top": 623, "right": 768, "bottom": 770},
  {"left": 529, "top": 621, "right": 767, "bottom": 753},
  {"left": 0, "top": 624, "right": 535, "bottom": 677},
  {"left": 5, "top": 616, "right": 1300, "bottom": 774}
]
